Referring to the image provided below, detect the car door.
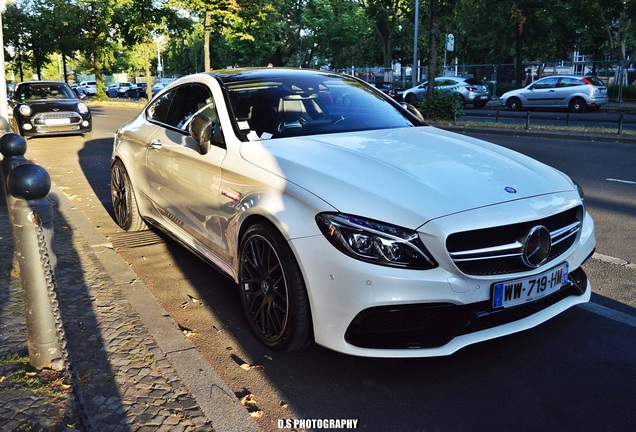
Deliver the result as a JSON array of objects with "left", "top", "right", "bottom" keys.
[
  {"left": 144, "top": 83, "right": 227, "bottom": 255},
  {"left": 436, "top": 78, "right": 457, "bottom": 97},
  {"left": 552, "top": 77, "right": 581, "bottom": 108},
  {"left": 524, "top": 77, "right": 559, "bottom": 107}
]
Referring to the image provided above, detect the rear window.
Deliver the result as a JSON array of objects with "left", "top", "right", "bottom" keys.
[
  {"left": 582, "top": 76, "right": 605, "bottom": 86},
  {"left": 464, "top": 78, "right": 484, "bottom": 85}
]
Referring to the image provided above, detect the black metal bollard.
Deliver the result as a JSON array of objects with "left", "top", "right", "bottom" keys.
[
  {"left": 0, "top": 133, "right": 28, "bottom": 193},
  {"left": 1, "top": 140, "right": 65, "bottom": 370}
]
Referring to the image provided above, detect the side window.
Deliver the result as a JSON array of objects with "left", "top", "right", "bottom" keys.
[
  {"left": 147, "top": 90, "right": 175, "bottom": 124},
  {"left": 533, "top": 78, "right": 558, "bottom": 89},
  {"left": 558, "top": 78, "right": 581, "bottom": 87},
  {"left": 167, "top": 84, "right": 213, "bottom": 130},
  {"left": 146, "top": 84, "right": 214, "bottom": 131}
]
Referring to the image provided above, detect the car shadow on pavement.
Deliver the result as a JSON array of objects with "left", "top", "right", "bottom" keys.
[
  {"left": 77, "top": 137, "right": 118, "bottom": 222},
  {"left": 47, "top": 198, "right": 131, "bottom": 430}
]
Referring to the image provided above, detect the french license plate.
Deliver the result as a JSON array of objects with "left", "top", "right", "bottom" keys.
[
  {"left": 45, "top": 118, "right": 70, "bottom": 125},
  {"left": 492, "top": 262, "right": 569, "bottom": 309}
]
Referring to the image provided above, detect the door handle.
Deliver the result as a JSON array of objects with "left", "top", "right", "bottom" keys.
[{"left": 148, "top": 139, "right": 162, "bottom": 149}]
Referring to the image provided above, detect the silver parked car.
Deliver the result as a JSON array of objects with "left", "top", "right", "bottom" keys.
[
  {"left": 499, "top": 75, "right": 608, "bottom": 113},
  {"left": 78, "top": 81, "right": 97, "bottom": 96},
  {"left": 403, "top": 76, "right": 491, "bottom": 108}
]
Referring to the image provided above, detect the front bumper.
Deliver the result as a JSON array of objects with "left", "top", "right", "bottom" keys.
[
  {"left": 289, "top": 195, "right": 595, "bottom": 358},
  {"left": 18, "top": 113, "right": 92, "bottom": 137},
  {"left": 344, "top": 266, "right": 589, "bottom": 349}
]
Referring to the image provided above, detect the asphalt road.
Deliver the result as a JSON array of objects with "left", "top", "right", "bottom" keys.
[{"left": 20, "top": 104, "right": 636, "bottom": 432}]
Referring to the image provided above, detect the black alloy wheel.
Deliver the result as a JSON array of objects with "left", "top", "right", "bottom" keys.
[
  {"left": 506, "top": 97, "right": 522, "bottom": 111},
  {"left": 110, "top": 160, "right": 147, "bottom": 231},
  {"left": 569, "top": 97, "right": 587, "bottom": 113},
  {"left": 239, "top": 223, "right": 312, "bottom": 351}
]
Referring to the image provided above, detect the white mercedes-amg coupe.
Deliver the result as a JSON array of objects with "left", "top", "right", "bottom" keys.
[{"left": 111, "top": 68, "right": 595, "bottom": 358}]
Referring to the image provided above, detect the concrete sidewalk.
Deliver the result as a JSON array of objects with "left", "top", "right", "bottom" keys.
[{"left": 1, "top": 180, "right": 260, "bottom": 431}]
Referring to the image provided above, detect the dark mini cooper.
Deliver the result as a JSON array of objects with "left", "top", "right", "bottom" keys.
[{"left": 9, "top": 81, "right": 92, "bottom": 138}]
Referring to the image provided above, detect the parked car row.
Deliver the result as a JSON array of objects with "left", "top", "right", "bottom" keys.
[
  {"left": 122, "top": 82, "right": 166, "bottom": 99},
  {"left": 397, "top": 74, "right": 608, "bottom": 113}
]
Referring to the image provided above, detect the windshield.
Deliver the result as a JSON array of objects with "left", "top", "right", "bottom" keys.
[
  {"left": 225, "top": 74, "right": 419, "bottom": 141},
  {"left": 17, "top": 83, "right": 77, "bottom": 101}
]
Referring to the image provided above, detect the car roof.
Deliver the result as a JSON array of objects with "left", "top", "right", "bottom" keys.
[
  {"left": 203, "top": 67, "right": 351, "bottom": 86},
  {"left": 536, "top": 75, "right": 589, "bottom": 79},
  {"left": 17, "top": 80, "right": 69, "bottom": 86}
]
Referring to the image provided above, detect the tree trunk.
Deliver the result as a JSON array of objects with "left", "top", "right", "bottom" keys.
[
  {"left": 515, "top": 22, "right": 523, "bottom": 87},
  {"left": 204, "top": 10, "right": 211, "bottom": 72},
  {"left": 144, "top": 43, "right": 153, "bottom": 100}
]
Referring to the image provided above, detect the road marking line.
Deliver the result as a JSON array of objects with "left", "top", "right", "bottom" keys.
[
  {"left": 606, "top": 178, "right": 636, "bottom": 185},
  {"left": 580, "top": 302, "right": 636, "bottom": 329}
]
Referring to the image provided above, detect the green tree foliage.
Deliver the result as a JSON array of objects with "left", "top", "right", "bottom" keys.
[
  {"left": 303, "top": 0, "right": 375, "bottom": 69},
  {"left": 358, "top": 0, "right": 412, "bottom": 66},
  {"left": 77, "top": 0, "right": 118, "bottom": 96},
  {"left": 2, "top": 0, "right": 635, "bottom": 90},
  {"left": 3, "top": 3, "right": 31, "bottom": 81}
]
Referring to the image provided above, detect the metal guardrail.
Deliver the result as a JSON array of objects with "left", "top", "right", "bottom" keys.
[{"left": 461, "top": 109, "right": 636, "bottom": 134}]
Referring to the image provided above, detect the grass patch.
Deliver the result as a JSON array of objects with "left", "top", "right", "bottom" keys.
[
  {"left": 432, "top": 119, "right": 636, "bottom": 138},
  {"left": 0, "top": 353, "right": 69, "bottom": 397}
]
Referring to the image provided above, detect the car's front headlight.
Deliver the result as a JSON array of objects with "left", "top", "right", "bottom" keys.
[
  {"left": 18, "top": 105, "right": 32, "bottom": 116},
  {"left": 316, "top": 213, "right": 438, "bottom": 269},
  {"left": 77, "top": 102, "right": 89, "bottom": 114}
]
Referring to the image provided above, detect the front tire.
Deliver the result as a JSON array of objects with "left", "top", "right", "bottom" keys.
[
  {"left": 111, "top": 159, "right": 147, "bottom": 231},
  {"left": 239, "top": 223, "right": 312, "bottom": 351},
  {"left": 506, "top": 97, "right": 522, "bottom": 111}
]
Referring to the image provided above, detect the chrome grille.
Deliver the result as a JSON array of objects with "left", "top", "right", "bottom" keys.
[
  {"left": 447, "top": 206, "right": 582, "bottom": 276},
  {"left": 32, "top": 111, "right": 83, "bottom": 132},
  {"left": 33, "top": 111, "right": 81, "bottom": 121}
]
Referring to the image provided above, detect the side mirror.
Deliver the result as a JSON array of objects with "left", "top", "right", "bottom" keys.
[
  {"left": 190, "top": 113, "right": 224, "bottom": 154},
  {"left": 401, "top": 102, "right": 425, "bottom": 122}
]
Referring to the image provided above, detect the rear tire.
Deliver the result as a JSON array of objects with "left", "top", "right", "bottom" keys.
[
  {"left": 110, "top": 159, "right": 147, "bottom": 231},
  {"left": 569, "top": 97, "right": 587, "bottom": 113},
  {"left": 239, "top": 223, "right": 313, "bottom": 351}
]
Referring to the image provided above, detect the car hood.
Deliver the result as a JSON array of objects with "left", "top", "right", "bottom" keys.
[
  {"left": 240, "top": 126, "right": 575, "bottom": 228},
  {"left": 18, "top": 99, "right": 83, "bottom": 112}
]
